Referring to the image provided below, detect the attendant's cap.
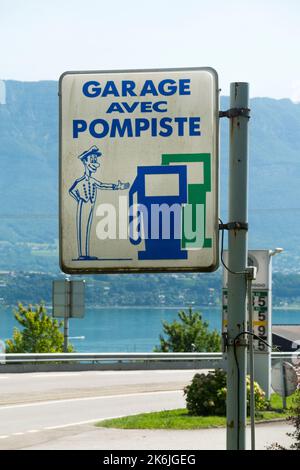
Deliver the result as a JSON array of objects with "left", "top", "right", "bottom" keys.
[{"left": 78, "top": 145, "right": 102, "bottom": 162}]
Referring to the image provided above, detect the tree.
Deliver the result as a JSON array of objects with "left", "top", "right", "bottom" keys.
[
  {"left": 154, "top": 307, "right": 221, "bottom": 352},
  {"left": 288, "top": 390, "right": 300, "bottom": 450},
  {"left": 268, "top": 390, "right": 300, "bottom": 450},
  {"left": 5, "top": 302, "right": 74, "bottom": 353}
]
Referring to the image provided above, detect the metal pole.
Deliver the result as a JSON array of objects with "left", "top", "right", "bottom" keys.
[
  {"left": 64, "top": 314, "right": 69, "bottom": 353},
  {"left": 64, "top": 279, "right": 70, "bottom": 353},
  {"left": 226, "top": 82, "right": 250, "bottom": 450},
  {"left": 282, "top": 362, "right": 287, "bottom": 410},
  {"left": 247, "top": 276, "right": 255, "bottom": 450}
]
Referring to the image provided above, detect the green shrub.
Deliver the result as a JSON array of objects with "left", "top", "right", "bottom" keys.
[
  {"left": 184, "top": 369, "right": 227, "bottom": 416},
  {"left": 268, "top": 389, "right": 300, "bottom": 450},
  {"left": 288, "top": 389, "right": 300, "bottom": 450},
  {"left": 246, "top": 375, "right": 267, "bottom": 413},
  {"left": 184, "top": 369, "right": 267, "bottom": 416}
]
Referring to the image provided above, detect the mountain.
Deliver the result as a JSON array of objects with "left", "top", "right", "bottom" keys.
[
  {"left": 0, "top": 80, "right": 299, "bottom": 273},
  {"left": 220, "top": 96, "right": 300, "bottom": 273}
]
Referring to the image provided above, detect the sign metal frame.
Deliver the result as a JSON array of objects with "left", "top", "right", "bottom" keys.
[
  {"left": 52, "top": 279, "right": 85, "bottom": 319},
  {"left": 59, "top": 67, "right": 219, "bottom": 274}
]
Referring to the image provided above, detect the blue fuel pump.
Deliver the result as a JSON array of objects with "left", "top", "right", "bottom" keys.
[{"left": 129, "top": 165, "right": 188, "bottom": 260}]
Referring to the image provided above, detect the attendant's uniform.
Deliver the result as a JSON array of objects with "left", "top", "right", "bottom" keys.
[{"left": 69, "top": 176, "right": 116, "bottom": 259}]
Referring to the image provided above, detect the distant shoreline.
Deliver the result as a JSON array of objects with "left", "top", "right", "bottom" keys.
[
  {"left": 3, "top": 304, "right": 300, "bottom": 311},
  {"left": 85, "top": 305, "right": 216, "bottom": 310},
  {"left": 273, "top": 305, "right": 300, "bottom": 311},
  {"left": 87, "top": 305, "right": 300, "bottom": 311}
]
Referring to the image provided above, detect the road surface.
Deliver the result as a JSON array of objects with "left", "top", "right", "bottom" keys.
[
  {"left": 0, "top": 369, "right": 197, "bottom": 405},
  {"left": 0, "top": 370, "right": 293, "bottom": 450},
  {"left": 0, "top": 370, "right": 192, "bottom": 449}
]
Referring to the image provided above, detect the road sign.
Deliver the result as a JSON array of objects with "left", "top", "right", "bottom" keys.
[
  {"left": 222, "top": 250, "right": 271, "bottom": 354},
  {"left": 0, "top": 340, "right": 5, "bottom": 365},
  {"left": 222, "top": 249, "right": 273, "bottom": 396},
  {"left": 59, "top": 67, "right": 219, "bottom": 274},
  {"left": 52, "top": 280, "right": 85, "bottom": 318},
  {"left": 223, "top": 249, "right": 271, "bottom": 290},
  {"left": 271, "top": 361, "right": 298, "bottom": 397},
  {"left": 222, "top": 289, "right": 269, "bottom": 353},
  {"left": 70, "top": 281, "right": 85, "bottom": 318}
]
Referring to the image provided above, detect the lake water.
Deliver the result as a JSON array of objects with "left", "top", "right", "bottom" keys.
[{"left": 0, "top": 305, "right": 300, "bottom": 352}]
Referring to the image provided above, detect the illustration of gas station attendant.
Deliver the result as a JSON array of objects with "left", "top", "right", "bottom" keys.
[{"left": 69, "top": 145, "right": 129, "bottom": 260}]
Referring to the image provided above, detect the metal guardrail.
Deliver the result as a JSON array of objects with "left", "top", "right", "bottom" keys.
[
  {"left": 271, "top": 352, "right": 300, "bottom": 360},
  {"left": 1, "top": 351, "right": 300, "bottom": 364},
  {"left": 1, "top": 351, "right": 299, "bottom": 373},
  {"left": 1, "top": 352, "right": 224, "bottom": 363}
]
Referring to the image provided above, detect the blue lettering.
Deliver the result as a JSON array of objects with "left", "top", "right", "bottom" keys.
[
  {"left": 152, "top": 101, "right": 167, "bottom": 112},
  {"left": 158, "top": 79, "right": 177, "bottom": 96},
  {"left": 89, "top": 119, "right": 109, "bottom": 138},
  {"left": 122, "top": 80, "right": 137, "bottom": 96},
  {"left": 82, "top": 81, "right": 101, "bottom": 97},
  {"left": 189, "top": 117, "right": 201, "bottom": 136},
  {"left": 140, "top": 102, "right": 153, "bottom": 113},
  {"left": 72, "top": 116, "right": 200, "bottom": 139},
  {"left": 106, "top": 102, "right": 124, "bottom": 113},
  {"left": 111, "top": 119, "right": 133, "bottom": 137},
  {"left": 122, "top": 102, "right": 139, "bottom": 113},
  {"left": 159, "top": 117, "right": 173, "bottom": 137},
  {"left": 174, "top": 117, "right": 188, "bottom": 136},
  {"left": 179, "top": 79, "right": 191, "bottom": 95},
  {"left": 82, "top": 78, "right": 191, "bottom": 99},
  {"left": 73, "top": 119, "right": 87, "bottom": 138},
  {"left": 151, "top": 118, "right": 158, "bottom": 136},
  {"left": 135, "top": 118, "right": 150, "bottom": 136},
  {"left": 102, "top": 81, "right": 120, "bottom": 97},
  {"left": 140, "top": 80, "right": 158, "bottom": 97}
]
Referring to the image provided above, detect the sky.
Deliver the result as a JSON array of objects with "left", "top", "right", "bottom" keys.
[{"left": 1, "top": 0, "right": 300, "bottom": 100}]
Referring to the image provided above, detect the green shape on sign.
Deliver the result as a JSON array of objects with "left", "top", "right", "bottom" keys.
[{"left": 161, "top": 153, "right": 212, "bottom": 249}]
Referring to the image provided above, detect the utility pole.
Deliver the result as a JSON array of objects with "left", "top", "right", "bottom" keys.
[
  {"left": 226, "top": 82, "right": 250, "bottom": 450},
  {"left": 64, "top": 279, "right": 70, "bottom": 353}
]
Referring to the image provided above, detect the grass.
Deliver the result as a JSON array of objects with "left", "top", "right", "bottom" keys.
[{"left": 96, "top": 393, "right": 294, "bottom": 430}]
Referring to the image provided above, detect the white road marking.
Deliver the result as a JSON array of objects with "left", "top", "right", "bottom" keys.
[
  {"left": 44, "top": 415, "right": 126, "bottom": 430},
  {"left": 0, "top": 430, "right": 39, "bottom": 440},
  {"left": 0, "top": 390, "right": 184, "bottom": 440},
  {"left": 0, "top": 419, "right": 123, "bottom": 438},
  {"left": 93, "top": 370, "right": 198, "bottom": 376},
  {"left": 0, "top": 390, "right": 181, "bottom": 411},
  {"left": 0, "top": 373, "right": 82, "bottom": 380},
  {"left": 26, "top": 373, "right": 82, "bottom": 378},
  {"left": 154, "top": 370, "right": 198, "bottom": 374},
  {"left": 92, "top": 371, "right": 141, "bottom": 375}
]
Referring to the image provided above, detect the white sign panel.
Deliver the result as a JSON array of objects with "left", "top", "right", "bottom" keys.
[
  {"left": 222, "top": 289, "right": 269, "bottom": 353},
  {"left": 59, "top": 68, "right": 219, "bottom": 274},
  {"left": 53, "top": 280, "right": 85, "bottom": 318},
  {"left": 222, "top": 250, "right": 272, "bottom": 354},
  {"left": 70, "top": 280, "right": 85, "bottom": 318},
  {"left": 223, "top": 250, "right": 271, "bottom": 289},
  {"left": 271, "top": 361, "right": 298, "bottom": 397},
  {"left": 52, "top": 280, "right": 68, "bottom": 318},
  {"left": 0, "top": 340, "right": 5, "bottom": 365}
]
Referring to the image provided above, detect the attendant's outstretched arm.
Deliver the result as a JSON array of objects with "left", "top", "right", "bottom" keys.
[{"left": 95, "top": 180, "right": 130, "bottom": 190}]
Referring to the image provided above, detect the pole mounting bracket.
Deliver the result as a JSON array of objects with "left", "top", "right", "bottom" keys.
[
  {"left": 219, "top": 222, "right": 248, "bottom": 231},
  {"left": 227, "top": 338, "right": 248, "bottom": 347},
  {"left": 219, "top": 107, "right": 250, "bottom": 119}
]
